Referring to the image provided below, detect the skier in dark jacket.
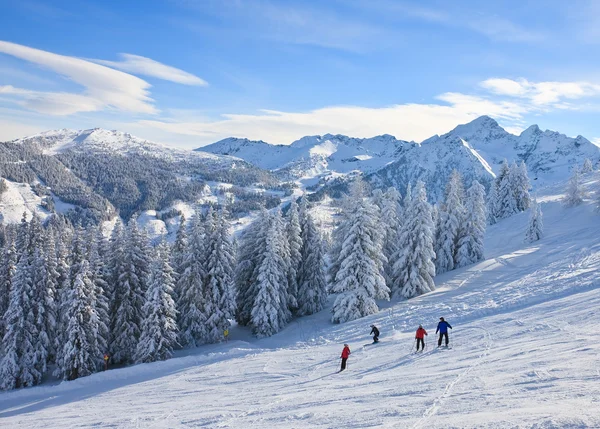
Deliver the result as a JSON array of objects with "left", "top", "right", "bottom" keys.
[
  {"left": 436, "top": 317, "right": 452, "bottom": 347},
  {"left": 370, "top": 325, "right": 380, "bottom": 343}
]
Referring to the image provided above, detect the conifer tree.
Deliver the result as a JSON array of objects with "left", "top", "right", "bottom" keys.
[
  {"left": 297, "top": 198, "right": 328, "bottom": 316},
  {"left": 391, "top": 181, "right": 436, "bottom": 299},
  {"left": 525, "top": 198, "right": 544, "bottom": 243},
  {"left": 435, "top": 171, "right": 465, "bottom": 274},
  {"left": 331, "top": 195, "right": 389, "bottom": 323},
  {"left": 495, "top": 160, "right": 518, "bottom": 219},
  {"left": 513, "top": 161, "right": 531, "bottom": 212},
  {"left": 135, "top": 241, "right": 178, "bottom": 362},
  {"left": 88, "top": 227, "right": 111, "bottom": 364},
  {"left": 235, "top": 211, "right": 270, "bottom": 326},
  {"left": 0, "top": 234, "right": 16, "bottom": 341},
  {"left": 177, "top": 212, "right": 209, "bottom": 347},
  {"left": 582, "top": 158, "right": 594, "bottom": 173},
  {"left": 456, "top": 180, "right": 487, "bottom": 267},
  {"left": 250, "top": 212, "right": 290, "bottom": 336},
  {"left": 563, "top": 168, "right": 586, "bottom": 207},
  {"left": 56, "top": 260, "right": 99, "bottom": 381},
  {"left": 203, "top": 209, "right": 236, "bottom": 343},
  {"left": 285, "top": 201, "right": 302, "bottom": 314},
  {"left": 110, "top": 219, "right": 150, "bottom": 363},
  {"left": 380, "top": 187, "right": 401, "bottom": 288}
]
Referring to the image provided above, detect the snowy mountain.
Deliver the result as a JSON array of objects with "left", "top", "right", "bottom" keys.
[
  {"left": 2, "top": 172, "right": 599, "bottom": 427},
  {"left": 201, "top": 116, "right": 600, "bottom": 198},
  {"left": 0, "top": 129, "right": 286, "bottom": 228},
  {"left": 201, "top": 133, "right": 414, "bottom": 178}
]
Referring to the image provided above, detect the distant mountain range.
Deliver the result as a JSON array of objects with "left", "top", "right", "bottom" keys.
[{"left": 1, "top": 116, "right": 598, "bottom": 233}]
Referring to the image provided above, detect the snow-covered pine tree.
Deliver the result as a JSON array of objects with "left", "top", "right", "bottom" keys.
[
  {"left": 285, "top": 201, "right": 302, "bottom": 314},
  {"left": 56, "top": 260, "right": 99, "bottom": 381},
  {"left": 41, "top": 229, "right": 59, "bottom": 363},
  {"left": 296, "top": 198, "right": 328, "bottom": 316},
  {"left": 251, "top": 212, "right": 290, "bottom": 337},
  {"left": 563, "top": 168, "right": 587, "bottom": 207},
  {"left": 380, "top": 187, "right": 401, "bottom": 288},
  {"left": 486, "top": 181, "right": 499, "bottom": 225},
  {"left": 110, "top": 218, "right": 150, "bottom": 363},
  {"left": 391, "top": 181, "right": 436, "bottom": 299},
  {"left": 87, "top": 227, "right": 111, "bottom": 365},
  {"left": 495, "top": 159, "right": 518, "bottom": 220},
  {"left": 171, "top": 215, "right": 187, "bottom": 299},
  {"left": 371, "top": 188, "right": 385, "bottom": 211},
  {"left": 0, "top": 214, "right": 40, "bottom": 389},
  {"left": 515, "top": 161, "right": 531, "bottom": 212},
  {"left": 177, "top": 211, "right": 209, "bottom": 347},
  {"left": 270, "top": 210, "right": 292, "bottom": 328},
  {"left": 52, "top": 223, "right": 72, "bottom": 365},
  {"left": 525, "top": 198, "right": 544, "bottom": 242},
  {"left": 235, "top": 211, "right": 269, "bottom": 326},
  {"left": 0, "top": 233, "right": 16, "bottom": 341},
  {"left": 582, "top": 158, "right": 594, "bottom": 173},
  {"left": 435, "top": 170, "right": 465, "bottom": 275},
  {"left": 203, "top": 208, "right": 236, "bottom": 343},
  {"left": 135, "top": 240, "right": 178, "bottom": 363},
  {"left": 331, "top": 195, "right": 389, "bottom": 323},
  {"left": 456, "top": 180, "right": 487, "bottom": 267}
]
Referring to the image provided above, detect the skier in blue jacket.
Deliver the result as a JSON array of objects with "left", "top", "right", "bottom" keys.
[{"left": 436, "top": 317, "right": 452, "bottom": 347}]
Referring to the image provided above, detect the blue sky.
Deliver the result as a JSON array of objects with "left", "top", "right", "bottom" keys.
[{"left": 1, "top": 0, "right": 600, "bottom": 148}]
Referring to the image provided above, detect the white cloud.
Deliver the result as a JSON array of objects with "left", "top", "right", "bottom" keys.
[
  {"left": 92, "top": 54, "right": 208, "bottom": 86},
  {"left": 136, "top": 92, "right": 530, "bottom": 147},
  {"left": 481, "top": 78, "right": 600, "bottom": 105},
  {"left": 0, "top": 118, "right": 47, "bottom": 142},
  {"left": 0, "top": 40, "right": 156, "bottom": 115},
  {"left": 0, "top": 85, "right": 101, "bottom": 115}
]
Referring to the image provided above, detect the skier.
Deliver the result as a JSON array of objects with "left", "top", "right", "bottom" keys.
[
  {"left": 340, "top": 344, "right": 351, "bottom": 372},
  {"left": 370, "top": 325, "right": 380, "bottom": 343},
  {"left": 436, "top": 317, "right": 452, "bottom": 347},
  {"left": 415, "top": 325, "right": 427, "bottom": 352}
]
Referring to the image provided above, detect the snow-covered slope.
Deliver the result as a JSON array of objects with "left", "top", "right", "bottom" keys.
[{"left": 2, "top": 173, "right": 600, "bottom": 428}]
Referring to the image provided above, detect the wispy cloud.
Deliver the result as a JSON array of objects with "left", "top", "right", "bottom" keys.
[
  {"left": 0, "top": 40, "right": 156, "bottom": 115},
  {"left": 92, "top": 54, "right": 208, "bottom": 86},
  {"left": 481, "top": 78, "right": 600, "bottom": 105}
]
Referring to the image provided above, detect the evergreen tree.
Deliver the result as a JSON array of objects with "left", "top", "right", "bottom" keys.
[
  {"left": 135, "top": 241, "right": 178, "bottom": 362},
  {"left": 582, "top": 158, "right": 594, "bottom": 173},
  {"left": 0, "top": 234, "right": 16, "bottom": 341},
  {"left": 525, "top": 198, "right": 544, "bottom": 243},
  {"left": 235, "top": 212, "right": 269, "bottom": 326},
  {"left": 177, "top": 212, "right": 209, "bottom": 347},
  {"left": 435, "top": 171, "right": 465, "bottom": 274},
  {"left": 563, "top": 169, "right": 586, "bottom": 207},
  {"left": 297, "top": 198, "right": 328, "bottom": 316},
  {"left": 171, "top": 215, "right": 188, "bottom": 298},
  {"left": 251, "top": 213, "right": 290, "bottom": 337},
  {"left": 487, "top": 181, "right": 499, "bottom": 225},
  {"left": 88, "top": 227, "right": 111, "bottom": 365},
  {"left": 495, "top": 160, "right": 518, "bottom": 220},
  {"left": 56, "top": 260, "right": 99, "bottom": 381},
  {"left": 110, "top": 219, "right": 150, "bottom": 363},
  {"left": 285, "top": 201, "right": 302, "bottom": 314},
  {"left": 0, "top": 215, "right": 40, "bottom": 389},
  {"left": 380, "top": 187, "right": 401, "bottom": 288},
  {"left": 513, "top": 161, "right": 531, "bottom": 212},
  {"left": 203, "top": 209, "right": 236, "bottom": 343},
  {"left": 391, "top": 181, "right": 436, "bottom": 299},
  {"left": 331, "top": 196, "right": 389, "bottom": 323},
  {"left": 52, "top": 223, "right": 72, "bottom": 365},
  {"left": 456, "top": 180, "right": 487, "bottom": 267},
  {"left": 42, "top": 230, "right": 59, "bottom": 363}
]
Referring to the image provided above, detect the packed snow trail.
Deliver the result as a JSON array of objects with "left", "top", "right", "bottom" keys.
[{"left": 2, "top": 177, "right": 600, "bottom": 427}]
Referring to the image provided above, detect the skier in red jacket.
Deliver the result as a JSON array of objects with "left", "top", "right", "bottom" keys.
[
  {"left": 340, "top": 344, "right": 351, "bottom": 372},
  {"left": 415, "top": 325, "right": 428, "bottom": 352}
]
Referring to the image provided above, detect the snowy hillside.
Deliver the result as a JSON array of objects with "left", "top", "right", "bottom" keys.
[{"left": 2, "top": 173, "right": 600, "bottom": 428}]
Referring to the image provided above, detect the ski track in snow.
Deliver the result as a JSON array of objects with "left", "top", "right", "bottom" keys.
[{"left": 3, "top": 176, "right": 600, "bottom": 427}]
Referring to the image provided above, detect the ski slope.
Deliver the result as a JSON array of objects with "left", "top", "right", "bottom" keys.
[{"left": 2, "top": 176, "right": 600, "bottom": 428}]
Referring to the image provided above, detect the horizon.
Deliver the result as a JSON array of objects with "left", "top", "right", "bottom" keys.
[{"left": 2, "top": 1, "right": 600, "bottom": 148}]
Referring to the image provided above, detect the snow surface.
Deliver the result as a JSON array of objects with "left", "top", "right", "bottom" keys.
[
  {"left": 2, "top": 174, "right": 600, "bottom": 427},
  {"left": 0, "top": 180, "right": 50, "bottom": 223}
]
